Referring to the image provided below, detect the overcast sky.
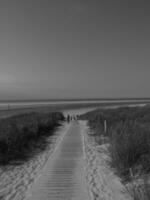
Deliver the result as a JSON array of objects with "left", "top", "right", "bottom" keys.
[{"left": 0, "top": 0, "right": 150, "bottom": 100}]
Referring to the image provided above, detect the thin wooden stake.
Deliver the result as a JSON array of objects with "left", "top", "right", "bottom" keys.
[{"left": 104, "top": 120, "right": 107, "bottom": 133}]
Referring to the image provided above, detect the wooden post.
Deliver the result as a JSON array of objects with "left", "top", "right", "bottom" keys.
[{"left": 104, "top": 120, "right": 107, "bottom": 133}]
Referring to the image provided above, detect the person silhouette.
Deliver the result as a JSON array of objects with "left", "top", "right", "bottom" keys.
[{"left": 67, "top": 114, "right": 70, "bottom": 123}]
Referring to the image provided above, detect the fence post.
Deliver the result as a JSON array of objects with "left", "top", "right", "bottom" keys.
[{"left": 104, "top": 120, "right": 107, "bottom": 133}]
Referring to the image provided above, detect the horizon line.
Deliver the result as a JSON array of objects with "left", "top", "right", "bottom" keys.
[{"left": 1, "top": 97, "right": 150, "bottom": 102}]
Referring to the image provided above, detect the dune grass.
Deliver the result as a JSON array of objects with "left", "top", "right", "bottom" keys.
[
  {"left": 80, "top": 106, "right": 150, "bottom": 199},
  {"left": 80, "top": 106, "right": 150, "bottom": 179},
  {"left": 0, "top": 111, "right": 64, "bottom": 166}
]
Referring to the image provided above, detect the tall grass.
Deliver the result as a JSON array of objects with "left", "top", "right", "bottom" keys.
[
  {"left": 0, "top": 112, "right": 64, "bottom": 165},
  {"left": 79, "top": 106, "right": 150, "bottom": 180},
  {"left": 109, "top": 121, "right": 150, "bottom": 180}
]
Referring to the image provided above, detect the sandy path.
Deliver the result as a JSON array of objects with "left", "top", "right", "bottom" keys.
[
  {"left": 81, "top": 121, "right": 132, "bottom": 200},
  {"left": 0, "top": 123, "right": 71, "bottom": 200},
  {"left": 26, "top": 121, "right": 90, "bottom": 200}
]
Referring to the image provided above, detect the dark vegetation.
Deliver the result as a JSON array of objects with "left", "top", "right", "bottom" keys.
[
  {"left": 79, "top": 106, "right": 150, "bottom": 181},
  {"left": 0, "top": 111, "right": 64, "bottom": 166}
]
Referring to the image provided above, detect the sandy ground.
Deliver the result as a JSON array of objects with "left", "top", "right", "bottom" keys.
[
  {"left": 25, "top": 121, "right": 90, "bottom": 200},
  {"left": 0, "top": 123, "right": 71, "bottom": 200},
  {"left": 0, "top": 118, "right": 141, "bottom": 200},
  {"left": 80, "top": 121, "right": 132, "bottom": 200}
]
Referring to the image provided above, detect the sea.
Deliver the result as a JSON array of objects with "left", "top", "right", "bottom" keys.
[{"left": 0, "top": 99, "right": 149, "bottom": 110}]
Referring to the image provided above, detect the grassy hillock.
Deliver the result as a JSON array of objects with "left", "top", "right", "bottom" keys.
[
  {"left": 80, "top": 106, "right": 150, "bottom": 181},
  {"left": 0, "top": 112, "right": 64, "bottom": 165}
]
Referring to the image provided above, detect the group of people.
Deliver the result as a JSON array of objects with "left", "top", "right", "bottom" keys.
[{"left": 66, "top": 114, "right": 79, "bottom": 123}]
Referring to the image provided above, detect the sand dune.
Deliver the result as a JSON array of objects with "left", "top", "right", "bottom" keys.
[
  {"left": 0, "top": 123, "right": 70, "bottom": 200},
  {"left": 81, "top": 121, "right": 132, "bottom": 200}
]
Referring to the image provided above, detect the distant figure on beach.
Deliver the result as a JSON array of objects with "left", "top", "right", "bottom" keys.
[
  {"left": 67, "top": 115, "right": 70, "bottom": 123},
  {"left": 66, "top": 115, "right": 79, "bottom": 123},
  {"left": 74, "top": 115, "right": 77, "bottom": 121},
  {"left": 71, "top": 115, "right": 78, "bottom": 122}
]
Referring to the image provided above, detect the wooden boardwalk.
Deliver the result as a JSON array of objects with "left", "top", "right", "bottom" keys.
[{"left": 26, "top": 121, "right": 90, "bottom": 200}]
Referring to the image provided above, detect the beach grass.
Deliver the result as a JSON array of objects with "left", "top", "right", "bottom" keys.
[
  {"left": 0, "top": 111, "right": 64, "bottom": 166},
  {"left": 80, "top": 106, "right": 150, "bottom": 180}
]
